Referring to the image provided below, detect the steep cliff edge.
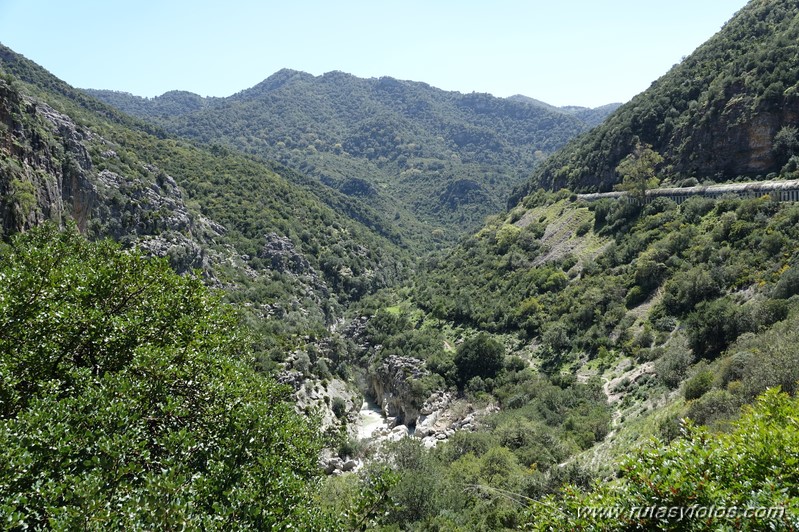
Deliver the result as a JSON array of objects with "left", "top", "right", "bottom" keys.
[
  {"left": 368, "top": 355, "right": 429, "bottom": 426},
  {"left": 0, "top": 78, "right": 87, "bottom": 234}
]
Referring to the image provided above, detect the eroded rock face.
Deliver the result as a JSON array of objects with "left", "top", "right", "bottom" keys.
[
  {"left": 318, "top": 452, "right": 362, "bottom": 476},
  {"left": 259, "top": 232, "right": 312, "bottom": 274},
  {"left": 279, "top": 368, "right": 362, "bottom": 440},
  {"left": 369, "top": 355, "right": 428, "bottom": 427},
  {"left": 0, "top": 79, "right": 206, "bottom": 269},
  {"left": 1, "top": 81, "right": 73, "bottom": 234},
  {"left": 673, "top": 100, "right": 799, "bottom": 178},
  {"left": 0, "top": 85, "right": 106, "bottom": 236},
  {"left": 136, "top": 232, "right": 209, "bottom": 275},
  {"left": 416, "top": 393, "right": 493, "bottom": 449},
  {"left": 257, "top": 233, "right": 330, "bottom": 306}
]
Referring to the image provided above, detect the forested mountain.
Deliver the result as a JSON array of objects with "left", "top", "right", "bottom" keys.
[
  {"left": 3, "top": 0, "right": 799, "bottom": 528},
  {"left": 506, "top": 94, "right": 621, "bottom": 128},
  {"left": 511, "top": 0, "right": 799, "bottom": 202},
  {"left": 0, "top": 42, "right": 420, "bottom": 527},
  {"left": 86, "top": 72, "right": 614, "bottom": 243}
]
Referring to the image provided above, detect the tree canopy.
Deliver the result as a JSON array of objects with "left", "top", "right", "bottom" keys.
[
  {"left": 0, "top": 224, "right": 329, "bottom": 530},
  {"left": 454, "top": 332, "right": 505, "bottom": 388},
  {"left": 614, "top": 142, "right": 663, "bottom": 201}
]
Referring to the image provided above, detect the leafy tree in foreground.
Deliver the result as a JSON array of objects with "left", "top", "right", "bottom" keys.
[
  {"left": 527, "top": 388, "right": 799, "bottom": 530},
  {"left": 0, "top": 224, "right": 330, "bottom": 530}
]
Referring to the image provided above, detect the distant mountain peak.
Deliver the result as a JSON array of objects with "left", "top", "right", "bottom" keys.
[
  {"left": 238, "top": 68, "right": 314, "bottom": 97},
  {"left": 87, "top": 67, "right": 611, "bottom": 241},
  {"left": 506, "top": 94, "right": 558, "bottom": 110}
]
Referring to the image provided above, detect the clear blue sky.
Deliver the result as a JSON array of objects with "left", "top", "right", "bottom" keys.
[{"left": 0, "top": 0, "right": 749, "bottom": 107}]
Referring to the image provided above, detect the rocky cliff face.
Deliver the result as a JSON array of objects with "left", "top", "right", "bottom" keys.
[
  {"left": 338, "top": 318, "right": 445, "bottom": 429},
  {"left": 278, "top": 368, "right": 362, "bottom": 435},
  {"left": 1, "top": 79, "right": 76, "bottom": 234},
  {"left": 514, "top": 1, "right": 799, "bottom": 199},
  {"left": 669, "top": 96, "right": 799, "bottom": 179},
  {"left": 0, "top": 78, "right": 209, "bottom": 272},
  {"left": 368, "top": 355, "right": 429, "bottom": 427},
  {"left": 531, "top": 93, "right": 799, "bottom": 196}
]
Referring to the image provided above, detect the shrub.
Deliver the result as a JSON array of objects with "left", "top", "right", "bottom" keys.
[
  {"left": 332, "top": 396, "right": 347, "bottom": 419},
  {"left": 685, "top": 388, "right": 741, "bottom": 426},
  {"left": 337, "top": 436, "right": 364, "bottom": 459},
  {"left": 454, "top": 333, "right": 505, "bottom": 389},
  {"left": 684, "top": 298, "right": 745, "bottom": 359},
  {"left": 772, "top": 266, "right": 799, "bottom": 299},
  {"left": 679, "top": 195, "right": 714, "bottom": 223},
  {"left": 683, "top": 366, "right": 716, "bottom": 400},
  {"left": 505, "top": 355, "right": 528, "bottom": 373},
  {"left": 528, "top": 389, "right": 799, "bottom": 530},
  {"left": 625, "top": 285, "right": 647, "bottom": 308},
  {"left": 541, "top": 322, "right": 571, "bottom": 353},
  {"left": 575, "top": 220, "right": 592, "bottom": 236},
  {"left": 654, "top": 338, "right": 694, "bottom": 388},
  {"left": 314, "top": 357, "right": 332, "bottom": 378},
  {"left": 662, "top": 266, "right": 720, "bottom": 316},
  {"left": 736, "top": 317, "right": 799, "bottom": 399}
]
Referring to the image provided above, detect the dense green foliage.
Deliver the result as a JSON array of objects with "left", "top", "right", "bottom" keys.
[
  {"left": 454, "top": 333, "right": 506, "bottom": 389},
  {"left": 511, "top": 0, "right": 799, "bottom": 201},
  {"left": 0, "top": 225, "right": 329, "bottom": 529},
  {"left": 86, "top": 70, "right": 613, "bottom": 242},
  {"left": 0, "top": 45, "right": 410, "bottom": 363},
  {"left": 4, "top": 3, "right": 799, "bottom": 527},
  {"left": 334, "top": 186, "right": 799, "bottom": 529},
  {"left": 529, "top": 388, "right": 799, "bottom": 530},
  {"left": 415, "top": 192, "right": 798, "bottom": 372}
]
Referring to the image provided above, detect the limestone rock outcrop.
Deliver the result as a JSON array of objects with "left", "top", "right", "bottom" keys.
[
  {"left": 368, "top": 355, "right": 428, "bottom": 427},
  {"left": 0, "top": 78, "right": 208, "bottom": 273}
]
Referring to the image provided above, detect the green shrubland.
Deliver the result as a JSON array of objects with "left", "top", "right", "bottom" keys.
[{"left": 342, "top": 188, "right": 799, "bottom": 529}]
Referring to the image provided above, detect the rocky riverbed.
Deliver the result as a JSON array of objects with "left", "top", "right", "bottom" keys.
[{"left": 357, "top": 398, "right": 390, "bottom": 440}]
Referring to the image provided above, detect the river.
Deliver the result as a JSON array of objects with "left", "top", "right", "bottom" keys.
[{"left": 356, "top": 397, "right": 390, "bottom": 440}]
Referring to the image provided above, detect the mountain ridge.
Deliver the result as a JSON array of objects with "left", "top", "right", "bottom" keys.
[
  {"left": 85, "top": 69, "right": 619, "bottom": 245},
  {"left": 89, "top": 70, "right": 619, "bottom": 119},
  {"left": 506, "top": 94, "right": 622, "bottom": 128}
]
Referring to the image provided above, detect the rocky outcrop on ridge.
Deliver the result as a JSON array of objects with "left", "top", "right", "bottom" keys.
[{"left": 0, "top": 78, "right": 208, "bottom": 272}]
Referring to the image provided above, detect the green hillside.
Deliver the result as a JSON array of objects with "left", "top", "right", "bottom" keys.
[
  {"left": 3, "top": 0, "right": 799, "bottom": 528},
  {"left": 511, "top": 0, "right": 799, "bottom": 202},
  {"left": 86, "top": 71, "right": 614, "bottom": 243},
  {"left": 339, "top": 189, "right": 799, "bottom": 529},
  {"left": 0, "top": 43, "right": 409, "bottom": 354},
  {"left": 507, "top": 94, "right": 621, "bottom": 128},
  {"left": 311, "top": 1, "right": 799, "bottom": 528}
]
